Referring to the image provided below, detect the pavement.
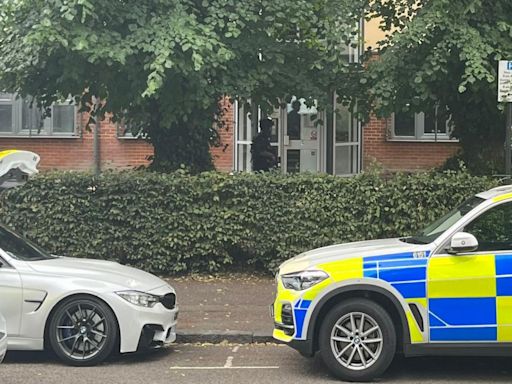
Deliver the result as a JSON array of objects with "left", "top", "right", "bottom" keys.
[
  {"left": 4, "top": 343, "right": 512, "bottom": 384},
  {"left": 163, "top": 274, "right": 275, "bottom": 343}
]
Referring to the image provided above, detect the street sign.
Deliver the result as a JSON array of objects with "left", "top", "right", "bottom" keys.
[
  {"left": 499, "top": 61, "right": 512, "bottom": 176},
  {"left": 498, "top": 61, "right": 512, "bottom": 102}
]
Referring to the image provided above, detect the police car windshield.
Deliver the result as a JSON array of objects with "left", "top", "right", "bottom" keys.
[
  {"left": 405, "top": 196, "right": 484, "bottom": 244},
  {"left": 0, "top": 225, "right": 54, "bottom": 261}
]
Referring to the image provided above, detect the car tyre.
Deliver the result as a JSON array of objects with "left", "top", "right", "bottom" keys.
[
  {"left": 319, "top": 298, "right": 396, "bottom": 382},
  {"left": 48, "top": 295, "right": 118, "bottom": 366}
]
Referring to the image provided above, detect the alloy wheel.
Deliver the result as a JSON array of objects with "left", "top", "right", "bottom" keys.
[
  {"left": 55, "top": 302, "right": 109, "bottom": 361},
  {"left": 330, "top": 311, "right": 383, "bottom": 371}
]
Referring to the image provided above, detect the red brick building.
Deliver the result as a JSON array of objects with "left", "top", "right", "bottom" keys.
[
  {"left": 0, "top": 22, "right": 459, "bottom": 174},
  {"left": 0, "top": 95, "right": 459, "bottom": 174}
]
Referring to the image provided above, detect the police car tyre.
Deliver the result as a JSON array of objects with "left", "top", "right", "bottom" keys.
[
  {"left": 319, "top": 298, "right": 396, "bottom": 382},
  {"left": 48, "top": 295, "right": 118, "bottom": 366}
]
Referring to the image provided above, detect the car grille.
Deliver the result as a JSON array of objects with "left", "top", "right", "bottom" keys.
[{"left": 160, "top": 293, "right": 176, "bottom": 310}]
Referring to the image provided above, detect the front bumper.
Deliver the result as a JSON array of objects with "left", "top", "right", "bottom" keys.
[
  {"left": 112, "top": 286, "right": 179, "bottom": 353},
  {"left": 271, "top": 296, "right": 315, "bottom": 357},
  {"left": 271, "top": 275, "right": 330, "bottom": 344},
  {"left": 129, "top": 304, "right": 179, "bottom": 353},
  {"left": 137, "top": 319, "right": 178, "bottom": 350}
]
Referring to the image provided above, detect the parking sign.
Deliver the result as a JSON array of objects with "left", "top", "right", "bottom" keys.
[{"left": 498, "top": 61, "right": 512, "bottom": 102}]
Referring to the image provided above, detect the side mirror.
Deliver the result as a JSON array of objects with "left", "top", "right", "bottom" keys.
[{"left": 449, "top": 232, "right": 479, "bottom": 254}]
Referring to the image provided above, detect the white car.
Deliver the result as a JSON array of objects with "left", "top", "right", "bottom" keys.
[
  {"left": 0, "top": 225, "right": 178, "bottom": 366},
  {"left": 0, "top": 312, "right": 6, "bottom": 363}
]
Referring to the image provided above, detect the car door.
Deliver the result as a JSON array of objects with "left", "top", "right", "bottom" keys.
[
  {"left": 0, "top": 255, "right": 23, "bottom": 337},
  {"left": 427, "top": 200, "right": 512, "bottom": 343}
]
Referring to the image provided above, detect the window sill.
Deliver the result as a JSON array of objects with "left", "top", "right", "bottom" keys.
[
  {"left": 117, "top": 135, "right": 146, "bottom": 140},
  {"left": 387, "top": 137, "right": 459, "bottom": 143},
  {"left": 0, "top": 134, "right": 80, "bottom": 139}
]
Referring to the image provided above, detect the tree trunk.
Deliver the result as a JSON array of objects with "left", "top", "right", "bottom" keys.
[
  {"left": 140, "top": 97, "right": 219, "bottom": 173},
  {"left": 148, "top": 119, "right": 214, "bottom": 173}
]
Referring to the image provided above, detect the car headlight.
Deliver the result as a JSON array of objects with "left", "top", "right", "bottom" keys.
[
  {"left": 116, "top": 291, "right": 160, "bottom": 308},
  {"left": 281, "top": 270, "right": 329, "bottom": 291}
]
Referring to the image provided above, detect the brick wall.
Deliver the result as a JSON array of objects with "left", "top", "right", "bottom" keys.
[
  {"left": 210, "top": 98, "right": 235, "bottom": 172},
  {"left": 0, "top": 104, "right": 236, "bottom": 173},
  {"left": 0, "top": 113, "right": 153, "bottom": 171},
  {"left": 3, "top": 105, "right": 457, "bottom": 174},
  {"left": 363, "top": 115, "right": 460, "bottom": 172}
]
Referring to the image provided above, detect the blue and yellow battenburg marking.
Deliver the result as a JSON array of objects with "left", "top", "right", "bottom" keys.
[
  {"left": 427, "top": 253, "right": 512, "bottom": 342},
  {"left": 280, "top": 252, "right": 429, "bottom": 343},
  {"left": 275, "top": 250, "right": 512, "bottom": 344},
  {"left": 363, "top": 252, "right": 429, "bottom": 299},
  {"left": 293, "top": 300, "right": 312, "bottom": 338}
]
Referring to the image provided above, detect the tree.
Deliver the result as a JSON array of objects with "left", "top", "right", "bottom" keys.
[
  {"left": 0, "top": 0, "right": 365, "bottom": 172},
  {"left": 360, "top": 0, "right": 512, "bottom": 174}
]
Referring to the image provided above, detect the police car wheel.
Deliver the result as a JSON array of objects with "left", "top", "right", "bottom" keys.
[{"left": 319, "top": 298, "right": 396, "bottom": 381}]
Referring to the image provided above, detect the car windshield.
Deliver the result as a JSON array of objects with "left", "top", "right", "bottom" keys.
[
  {"left": 402, "top": 196, "right": 485, "bottom": 245},
  {"left": 0, "top": 225, "right": 54, "bottom": 261}
]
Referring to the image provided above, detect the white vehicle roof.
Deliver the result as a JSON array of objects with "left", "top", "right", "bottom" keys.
[
  {"left": 476, "top": 185, "right": 512, "bottom": 200},
  {"left": 0, "top": 150, "right": 39, "bottom": 178}
]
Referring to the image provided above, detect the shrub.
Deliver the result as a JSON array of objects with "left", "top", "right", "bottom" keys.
[{"left": 0, "top": 169, "right": 499, "bottom": 274}]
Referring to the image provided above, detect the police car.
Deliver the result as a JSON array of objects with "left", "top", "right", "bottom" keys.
[{"left": 273, "top": 185, "right": 512, "bottom": 381}]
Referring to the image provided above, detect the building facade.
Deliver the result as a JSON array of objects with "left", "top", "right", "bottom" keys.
[{"left": 0, "top": 20, "right": 459, "bottom": 174}]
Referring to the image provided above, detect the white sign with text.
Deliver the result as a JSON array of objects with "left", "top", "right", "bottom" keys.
[{"left": 498, "top": 60, "right": 512, "bottom": 102}]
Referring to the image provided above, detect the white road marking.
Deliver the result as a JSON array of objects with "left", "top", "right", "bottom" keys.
[
  {"left": 169, "top": 343, "right": 280, "bottom": 371},
  {"left": 169, "top": 366, "right": 280, "bottom": 370},
  {"left": 224, "top": 356, "right": 234, "bottom": 368}
]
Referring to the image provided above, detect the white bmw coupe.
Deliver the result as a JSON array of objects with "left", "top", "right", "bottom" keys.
[{"left": 0, "top": 224, "right": 178, "bottom": 366}]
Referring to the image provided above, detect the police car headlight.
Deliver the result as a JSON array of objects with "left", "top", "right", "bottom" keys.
[{"left": 281, "top": 270, "right": 329, "bottom": 291}]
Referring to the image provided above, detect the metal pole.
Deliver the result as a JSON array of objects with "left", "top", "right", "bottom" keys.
[
  {"left": 506, "top": 103, "right": 512, "bottom": 177},
  {"left": 93, "top": 98, "right": 101, "bottom": 177}
]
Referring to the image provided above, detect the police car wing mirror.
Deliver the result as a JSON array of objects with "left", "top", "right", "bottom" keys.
[{"left": 449, "top": 232, "right": 479, "bottom": 254}]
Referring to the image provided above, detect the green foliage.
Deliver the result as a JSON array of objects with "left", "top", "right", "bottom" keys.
[
  {"left": 0, "top": 170, "right": 498, "bottom": 274},
  {"left": 360, "top": 0, "right": 512, "bottom": 174},
  {"left": 0, "top": 0, "right": 366, "bottom": 172}
]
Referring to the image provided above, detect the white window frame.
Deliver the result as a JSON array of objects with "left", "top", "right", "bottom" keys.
[
  {"left": 333, "top": 38, "right": 362, "bottom": 177},
  {"left": 234, "top": 101, "right": 261, "bottom": 172},
  {"left": 0, "top": 93, "right": 79, "bottom": 138},
  {"left": 0, "top": 93, "right": 16, "bottom": 134},
  {"left": 390, "top": 108, "right": 457, "bottom": 142},
  {"left": 333, "top": 99, "right": 362, "bottom": 176},
  {"left": 116, "top": 122, "right": 146, "bottom": 140}
]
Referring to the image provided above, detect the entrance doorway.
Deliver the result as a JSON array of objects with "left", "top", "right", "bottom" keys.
[
  {"left": 281, "top": 98, "right": 323, "bottom": 173},
  {"left": 234, "top": 99, "right": 360, "bottom": 175}
]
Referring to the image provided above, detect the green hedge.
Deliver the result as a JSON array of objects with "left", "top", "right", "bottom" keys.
[{"left": 0, "top": 170, "right": 499, "bottom": 274}]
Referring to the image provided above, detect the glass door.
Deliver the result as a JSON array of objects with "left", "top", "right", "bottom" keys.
[{"left": 283, "top": 98, "right": 323, "bottom": 173}]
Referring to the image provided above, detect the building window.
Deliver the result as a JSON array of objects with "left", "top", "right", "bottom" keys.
[
  {"left": 0, "top": 93, "right": 78, "bottom": 137},
  {"left": 334, "top": 101, "right": 361, "bottom": 176},
  {"left": 116, "top": 122, "right": 145, "bottom": 139},
  {"left": 234, "top": 102, "right": 259, "bottom": 172},
  {"left": 391, "top": 107, "right": 454, "bottom": 141}
]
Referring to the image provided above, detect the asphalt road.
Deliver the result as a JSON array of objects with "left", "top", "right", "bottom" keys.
[{"left": 2, "top": 343, "right": 512, "bottom": 384}]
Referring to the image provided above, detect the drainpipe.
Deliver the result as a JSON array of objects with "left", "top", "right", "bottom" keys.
[{"left": 93, "top": 97, "right": 101, "bottom": 176}]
